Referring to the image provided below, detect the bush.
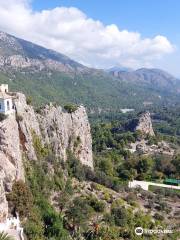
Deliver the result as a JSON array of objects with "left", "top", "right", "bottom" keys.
[
  {"left": 7, "top": 180, "right": 33, "bottom": 218},
  {"left": 126, "top": 192, "right": 137, "bottom": 204},
  {"left": 16, "top": 114, "right": 23, "bottom": 122},
  {"left": 154, "top": 213, "right": 164, "bottom": 221},
  {"left": 66, "top": 196, "right": 94, "bottom": 226},
  {"left": 32, "top": 131, "right": 49, "bottom": 159},
  {"left": 67, "top": 155, "right": 86, "bottom": 181},
  {"left": 111, "top": 206, "right": 129, "bottom": 227},
  {"left": 64, "top": 104, "right": 78, "bottom": 113},
  {"left": 87, "top": 195, "right": 105, "bottom": 212},
  {"left": 27, "top": 96, "right": 33, "bottom": 105},
  {"left": 0, "top": 113, "right": 7, "bottom": 121},
  {"left": 24, "top": 207, "right": 44, "bottom": 240}
]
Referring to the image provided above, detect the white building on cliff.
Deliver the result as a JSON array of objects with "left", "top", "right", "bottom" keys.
[{"left": 0, "top": 84, "right": 14, "bottom": 115}]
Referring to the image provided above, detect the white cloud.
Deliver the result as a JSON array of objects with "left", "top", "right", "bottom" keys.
[{"left": 0, "top": 0, "right": 175, "bottom": 69}]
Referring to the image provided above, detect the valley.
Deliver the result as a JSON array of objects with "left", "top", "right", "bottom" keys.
[{"left": 0, "top": 31, "right": 179, "bottom": 240}]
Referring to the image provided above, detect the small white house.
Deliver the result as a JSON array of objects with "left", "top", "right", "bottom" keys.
[{"left": 0, "top": 84, "right": 14, "bottom": 115}]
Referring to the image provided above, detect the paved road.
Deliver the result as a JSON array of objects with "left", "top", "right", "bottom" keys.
[{"left": 129, "top": 180, "right": 180, "bottom": 191}]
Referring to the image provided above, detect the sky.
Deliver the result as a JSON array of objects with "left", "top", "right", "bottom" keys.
[{"left": 0, "top": 0, "right": 180, "bottom": 76}]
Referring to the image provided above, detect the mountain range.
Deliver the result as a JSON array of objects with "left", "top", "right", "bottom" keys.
[
  {"left": 108, "top": 67, "right": 180, "bottom": 93},
  {"left": 0, "top": 30, "right": 180, "bottom": 112}
]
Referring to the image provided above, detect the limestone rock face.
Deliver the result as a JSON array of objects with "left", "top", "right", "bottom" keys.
[
  {"left": 135, "top": 112, "right": 155, "bottom": 136},
  {"left": 37, "top": 105, "right": 93, "bottom": 168},
  {"left": 13, "top": 93, "right": 93, "bottom": 168},
  {"left": 0, "top": 178, "right": 8, "bottom": 221},
  {"left": 0, "top": 114, "right": 24, "bottom": 220},
  {"left": 0, "top": 92, "right": 93, "bottom": 220},
  {"left": 14, "top": 93, "right": 42, "bottom": 160}
]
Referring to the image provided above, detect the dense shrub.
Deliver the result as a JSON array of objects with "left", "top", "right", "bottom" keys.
[
  {"left": 0, "top": 113, "right": 7, "bottom": 121},
  {"left": 64, "top": 104, "right": 78, "bottom": 113},
  {"left": 154, "top": 213, "right": 164, "bottom": 221},
  {"left": 26, "top": 96, "right": 33, "bottom": 105},
  {"left": 111, "top": 206, "right": 129, "bottom": 227},
  {"left": 7, "top": 180, "right": 33, "bottom": 218},
  {"left": 66, "top": 197, "right": 94, "bottom": 227},
  {"left": 86, "top": 195, "right": 105, "bottom": 212},
  {"left": 16, "top": 114, "right": 23, "bottom": 122}
]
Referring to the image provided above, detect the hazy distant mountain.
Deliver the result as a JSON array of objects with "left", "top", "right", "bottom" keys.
[
  {"left": 108, "top": 67, "right": 180, "bottom": 93},
  {"left": 106, "top": 66, "right": 133, "bottom": 73},
  {"left": 0, "top": 30, "right": 179, "bottom": 111}
]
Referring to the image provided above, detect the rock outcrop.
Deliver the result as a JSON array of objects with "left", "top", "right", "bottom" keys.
[
  {"left": 0, "top": 31, "right": 86, "bottom": 73},
  {"left": 37, "top": 105, "right": 93, "bottom": 167},
  {"left": 13, "top": 93, "right": 93, "bottom": 168},
  {"left": 0, "top": 92, "right": 93, "bottom": 221},
  {"left": 135, "top": 112, "right": 155, "bottom": 136},
  {"left": 0, "top": 178, "right": 8, "bottom": 221},
  {"left": 0, "top": 113, "right": 25, "bottom": 220}
]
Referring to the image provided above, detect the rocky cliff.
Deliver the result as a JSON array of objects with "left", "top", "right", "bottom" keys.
[
  {"left": 135, "top": 112, "right": 155, "bottom": 136},
  {"left": 0, "top": 92, "right": 93, "bottom": 221},
  {"left": 127, "top": 111, "right": 155, "bottom": 137}
]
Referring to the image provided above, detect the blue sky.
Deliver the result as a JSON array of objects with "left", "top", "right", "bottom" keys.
[
  {"left": 32, "top": 0, "right": 179, "bottom": 39},
  {"left": 0, "top": 0, "right": 180, "bottom": 76},
  {"left": 32, "top": 0, "right": 180, "bottom": 76}
]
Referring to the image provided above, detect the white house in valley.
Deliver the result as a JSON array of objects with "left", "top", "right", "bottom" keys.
[{"left": 0, "top": 84, "right": 14, "bottom": 114}]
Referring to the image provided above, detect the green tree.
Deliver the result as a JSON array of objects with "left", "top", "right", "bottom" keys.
[
  {"left": 64, "top": 104, "right": 78, "bottom": 113},
  {"left": 26, "top": 96, "right": 33, "bottom": 105},
  {"left": 0, "top": 113, "right": 7, "bottom": 122},
  {"left": 24, "top": 207, "right": 44, "bottom": 240},
  {"left": 111, "top": 206, "right": 130, "bottom": 227},
  {"left": 66, "top": 197, "right": 94, "bottom": 227},
  {"left": 7, "top": 180, "right": 33, "bottom": 218},
  {"left": 98, "top": 158, "right": 114, "bottom": 176}
]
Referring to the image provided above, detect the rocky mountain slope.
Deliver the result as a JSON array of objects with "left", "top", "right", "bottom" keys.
[
  {"left": 0, "top": 91, "right": 93, "bottom": 221},
  {"left": 127, "top": 111, "right": 155, "bottom": 136},
  {"left": 0, "top": 31, "right": 85, "bottom": 73},
  {"left": 134, "top": 111, "right": 155, "bottom": 136},
  {"left": 108, "top": 67, "right": 180, "bottom": 93},
  {"left": 0, "top": 31, "right": 180, "bottom": 111}
]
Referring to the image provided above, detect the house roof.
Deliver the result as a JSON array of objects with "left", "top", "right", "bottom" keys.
[{"left": 0, "top": 92, "right": 12, "bottom": 99}]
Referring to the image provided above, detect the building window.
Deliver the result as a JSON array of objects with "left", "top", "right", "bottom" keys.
[{"left": 7, "top": 101, "right": 10, "bottom": 111}]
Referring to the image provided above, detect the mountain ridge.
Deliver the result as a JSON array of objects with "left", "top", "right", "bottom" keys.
[
  {"left": 0, "top": 30, "right": 180, "bottom": 111},
  {"left": 108, "top": 67, "right": 180, "bottom": 92}
]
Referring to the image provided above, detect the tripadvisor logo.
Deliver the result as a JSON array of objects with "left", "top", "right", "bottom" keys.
[
  {"left": 135, "top": 226, "right": 173, "bottom": 236},
  {"left": 135, "top": 227, "right": 143, "bottom": 236}
]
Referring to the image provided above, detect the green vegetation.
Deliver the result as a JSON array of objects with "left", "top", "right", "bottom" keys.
[
  {"left": 1, "top": 31, "right": 180, "bottom": 240},
  {"left": 64, "top": 104, "right": 78, "bottom": 113},
  {"left": 7, "top": 127, "right": 169, "bottom": 240},
  {"left": 0, "top": 113, "right": 7, "bottom": 121},
  {"left": 7, "top": 180, "right": 33, "bottom": 218},
  {"left": 91, "top": 113, "right": 180, "bottom": 184},
  {"left": 4, "top": 104, "right": 179, "bottom": 240},
  {"left": 1, "top": 68, "right": 180, "bottom": 112},
  {"left": 16, "top": 114, "right": 23, "bottom": 122},
  {"left": 26, "top": 96, "right": 33, "bottom": 105}
]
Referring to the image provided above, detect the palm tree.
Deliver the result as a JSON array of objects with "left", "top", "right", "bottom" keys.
[{"left": 0, "top": 232, "right": 15, "bottom": 240}]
